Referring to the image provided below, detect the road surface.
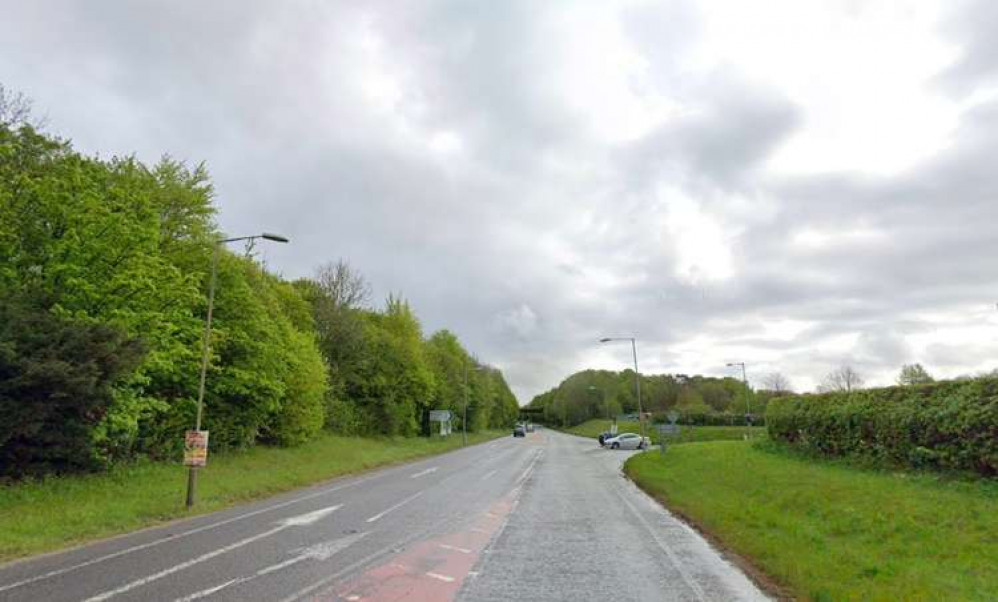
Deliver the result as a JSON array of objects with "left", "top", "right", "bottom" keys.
[{"left": 0, "top": 429, "right": 767, "bottom": 601}]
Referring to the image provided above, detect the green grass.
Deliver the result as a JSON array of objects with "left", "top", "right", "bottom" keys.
[
  {"left": 625, "top": 441, "right": 998, "bottom": 601},
  {"left": 564, "top": 419, "right": 764, "bottom": 444},
  {"left": 0, "top": 430, "right": 504, "bottom": 563}
]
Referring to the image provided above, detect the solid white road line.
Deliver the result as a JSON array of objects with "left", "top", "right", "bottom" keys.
[
  {"left": 174, "top": 532, "right": 367, "bottom": 602},
  {"left": 410, "top": 466, "right": 439, "bottom": 479},
  {"left": 615, "top": 486, "right": 707, "bottom": 601},
  {"left": 0, "top": 473, "right": 377, "bottom": 593},
  {"left": 83, "top": 505, "right": 340, "bottom": 602},
  {"left": 365, "top": 491, "right": 424, "bottom": 523},
  {"left": 478, "top": 469, "right": 498, "bottom": 481}
]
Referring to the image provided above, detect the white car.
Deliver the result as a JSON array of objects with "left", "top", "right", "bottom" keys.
[{"left": 603, "top": 433, "right": 650, "bottom": 450}]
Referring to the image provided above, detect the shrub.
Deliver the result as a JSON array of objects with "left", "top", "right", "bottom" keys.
[{"left": 766, "top": 379, "right": 998, "bottom": 475}]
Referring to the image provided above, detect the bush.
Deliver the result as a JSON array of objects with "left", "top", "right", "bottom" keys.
[
  {"left": 766, "top": 379, "right": 998, "bottom": 475},
  {"left": 0, "top": 296, "right": 145, "bottom": 477}
]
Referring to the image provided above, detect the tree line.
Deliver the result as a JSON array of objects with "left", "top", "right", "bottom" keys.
[
  {"left": 0, "top": 90, "right": 518, "bottom": 479},
  {"left": 527, "top": 369, "right": 758, "bottom": 427}
]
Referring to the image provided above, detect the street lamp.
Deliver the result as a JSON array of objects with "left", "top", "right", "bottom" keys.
[
  {"left": 463, "top": 361, "right": 488, "bottom": 445},
  {"left": 599, "top": 337, "right": 644, "bottom": 439},
  {"left": 186, "top": 232, "right": 290, "bottom": 509},
  {"left": 726, "top": 362, "right": 751, "bottom": 422}
]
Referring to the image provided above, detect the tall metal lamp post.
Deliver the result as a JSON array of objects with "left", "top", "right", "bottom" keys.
[
  {"left": 726, "top": 361, "right": 751, "bottom": 421},
  {"left": 463, "top": 362, "right": 488, "bottom": 445},
  {"left": 599, "top": 337, "right": 644, "bottom": 439},
  {"left": 186, "top": 232, "right": 289, "bottom": 509}
]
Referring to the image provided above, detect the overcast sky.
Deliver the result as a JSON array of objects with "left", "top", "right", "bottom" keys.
[{"left": 4, "top": 0, "right": 998, "bottom": 401}]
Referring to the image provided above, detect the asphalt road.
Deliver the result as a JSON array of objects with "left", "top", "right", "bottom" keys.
[{"left": 0, "top": 429, "right": 767, "bottom": 602}]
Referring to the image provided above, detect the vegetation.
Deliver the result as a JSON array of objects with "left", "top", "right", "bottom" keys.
[
  {"left": 0, "top": 430, "right": 505, "bottom": 562},
  {"left": 564, "top": 419, "right": 764, "bottom": 444},
  {"left": 625, "top": 441, "right": 998, "bottom": 600},
  {"left": 0, "top": 91, "right": 517, "bottom": 480},
  {"left": 767, "top": 378, "right": 998, "bottom": 476},
  {"left": 526, "top": 369, "right": 767, "bottom": 428}
]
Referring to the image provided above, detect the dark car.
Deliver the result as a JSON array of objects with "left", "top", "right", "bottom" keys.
[
  {"left": 597, "top": 431, "right": 616, "bottom": 446},
  {"left": 513, "top": 424, "right": 526, "bottom": 437}
]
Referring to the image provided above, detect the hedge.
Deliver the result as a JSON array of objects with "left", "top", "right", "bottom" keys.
[{"left": 766, "top": 378, "right": 998, "bottom": 475}]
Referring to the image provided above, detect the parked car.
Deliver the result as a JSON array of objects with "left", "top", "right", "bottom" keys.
[
  {"left": 513, "top": 424, "right": 526, "bottom": 437},
  {"left": 603, "top": 433, "right": 649, "bottom": 450}
]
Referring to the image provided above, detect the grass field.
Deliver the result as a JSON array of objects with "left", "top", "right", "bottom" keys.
[
  {"left": 564, "top": 419, "right": 764, "bottom": 444},
  {"left": 625, "top": 441, "right": 998, "bottom": 601},
  {"left": 0, "top": 430, "right": 504, "bottom": 563}
]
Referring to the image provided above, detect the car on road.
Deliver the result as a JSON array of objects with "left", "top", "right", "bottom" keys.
[
  {"left": 603, "top": 432, "right": 649, "bottom": 450},
  {"left": 597, "top": 431, "right": 617, "bottom": 446},
  {"left": 513, "top": 424, "right": 526, "bottom": 437}
]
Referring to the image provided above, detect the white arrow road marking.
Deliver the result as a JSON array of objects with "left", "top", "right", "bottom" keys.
[
  {"left": 365, "top": 491, "right": 424, "bottom": 523},
  {"left": 174, "top": 532, "right": 368, "bottom": 602},
  {"left": 82, "top": 505, "right": 341, "bottom": 602},
  {"left": 410, "top": 466, "right": 439, "bottom": 479}
]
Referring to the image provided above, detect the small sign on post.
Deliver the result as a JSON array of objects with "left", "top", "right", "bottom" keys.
[
  {"left": 429, "top": 410, "right": 452, "bottom": 437},
  {"left": 184, "top": 430, "right": 209, "bottom": 467},
  {"left": 657, "top": 422, "right": 681, "bottom": 456}
]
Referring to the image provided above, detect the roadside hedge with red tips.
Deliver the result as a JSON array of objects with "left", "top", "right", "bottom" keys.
[{"left": 765, "top": 378, "right": 998, "bottom": 476}]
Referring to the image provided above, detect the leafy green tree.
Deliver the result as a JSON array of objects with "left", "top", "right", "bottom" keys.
[{"left": 897, "top": 363, "right": 934, "bottom": 386}]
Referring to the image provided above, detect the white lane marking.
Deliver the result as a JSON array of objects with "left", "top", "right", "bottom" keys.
[
  {"left": 410, "top": 466, "right": 439, "bottom": 479},
  {"left": 0, "top": 471, "right": 378, "bottom": 594},
  {"left": 516, "top": 449, "right": 543, "bottom": 484},
  {"left": 616, "top": 486, "right": 708, "bottom": 601},
  {"left": 365, "top": 491, "right": 424, "bottom": 523},
  {"left": 83, "top": 505, "right": 340, "bottom": 602},
  {"left": 478, "top": 469, "right": 498, "bottom": 482},
  {"left": 174, "top": 532, "right": 367, "bottom": 601},
  {"left": 438, "top": 543, "right": 471, "bottom": 554},
  {"left": 346, "top": 596, "right": 361, "bottom": 601},
  {"left": 426, "top": 572, "right": 455, "bottom": 583}
]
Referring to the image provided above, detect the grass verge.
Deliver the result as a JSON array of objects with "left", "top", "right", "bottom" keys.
[
  {"left": 0, "top": 430, "right": 504, "bottom": 563},
  {"left": 565, "top": 419, "right": 764, "bottom": 444},
  {"left": 624, "top": 441, "right": 998, "bottom": 601}
]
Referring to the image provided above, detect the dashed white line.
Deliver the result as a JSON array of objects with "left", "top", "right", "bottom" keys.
[
  {"left": 438, "top": 543, "right": 472, "bottom": 554},
  {"left": 410, "top": 466, "right": 439, "bottom": 479},
  {"left": 478, "top": 468, "right": 499, "bottom": 481},
  {"left": 365, "top": 491, "right": 424, "bottom": 523},
  {"left": 426, "top": 572, "right": 456, "bottom": 583}
]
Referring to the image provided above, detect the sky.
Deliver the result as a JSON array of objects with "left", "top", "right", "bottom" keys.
[{"left": 3, "top": 0, "right": 998, "bottom": 402}]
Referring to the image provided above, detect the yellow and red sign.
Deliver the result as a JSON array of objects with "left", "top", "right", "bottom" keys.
[{"left": 183, "top": 430, "right": 209, "bottom": 467}]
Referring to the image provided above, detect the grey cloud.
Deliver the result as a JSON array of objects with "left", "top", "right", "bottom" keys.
[{"left": 4, "top": 1, "right": 998, "bottom": 400}]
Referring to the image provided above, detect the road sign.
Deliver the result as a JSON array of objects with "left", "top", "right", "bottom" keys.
[
  {"left": 184, "top": 430, "right": 209, "bottom": 467},
  {"left": 429, "top": 410, "right": 452, "bottom": 422},
  {"left": 658, "top": 424, "right": 681, "bottom": 435},
  {"left": 666, "top": 411, "right": 679, "bottom": 424}
]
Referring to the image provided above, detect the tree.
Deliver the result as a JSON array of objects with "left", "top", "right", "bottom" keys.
[
  {"left": 314, "top": 260, "right": 371, "bottom": 309},
  {"left": 0, "top": 295, "right": 146, "bottom": 477},
  {"left": 0, "top": 84, "right": 35, "bottom": 129},
  {"left": 761, "top": 372, "right": 792, "bottom": 393},
  {"left": 897, "top": 363, "right": 934, "bottom": 386},
  {"left": 819, "top": 366, "right": 864, "bottom": 393}
]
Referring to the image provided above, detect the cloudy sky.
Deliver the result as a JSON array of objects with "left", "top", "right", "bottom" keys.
[{"left": 4, "top": 0, "right": 998, "bottom": 401}]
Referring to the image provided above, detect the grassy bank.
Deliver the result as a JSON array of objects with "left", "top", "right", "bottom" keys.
[
  {"left": 625, "top": 441, "right": 998, "bottom": 600},
  {"left": 0, "top": 430, "right": 504, "bottom": 563},
  {"left": 564, "top": 419, "right": 764, "bottom": 444}
]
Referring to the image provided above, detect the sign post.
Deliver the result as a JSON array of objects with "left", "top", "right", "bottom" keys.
[
  {"left": 658, "top": 411, "right": 681, "bottom": 456},
  {"left": 429, "top": 410, "right": 452, "bottom": 437},
  {"left": 183, "top": 430, "right": 209, "bottom": 509}
]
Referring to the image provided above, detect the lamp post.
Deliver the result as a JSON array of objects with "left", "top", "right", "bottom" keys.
[
  {"left": 463, "top": 361, "right": 488, "bottom": 445},
  {"left": 186, "top": 232, "right": 289, "bottom": 509},
  {"left": 726, "top": 361, "right": 751, "bottom": 422},
  {"left": 599, "top": 337, "right": 644, "bottom": 439}
]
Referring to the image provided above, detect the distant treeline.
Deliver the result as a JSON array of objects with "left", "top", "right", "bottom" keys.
[
  {"left": 0, "top": 109, "right": 518, "bottom": 479},
  {"left": 527, "top": 369, "right": 772, "bottom": 427}
]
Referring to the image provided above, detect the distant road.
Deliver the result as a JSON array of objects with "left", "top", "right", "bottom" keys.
[{"left": 0, "top": 430, "right": 766, "bottom": 601}]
